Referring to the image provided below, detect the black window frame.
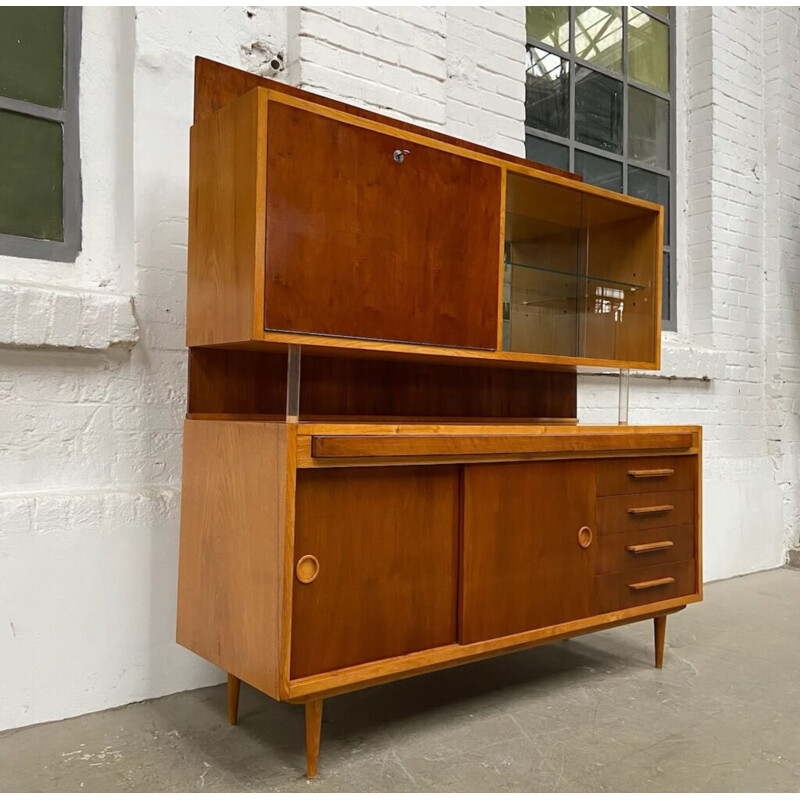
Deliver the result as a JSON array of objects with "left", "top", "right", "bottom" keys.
[
  {"left": 0, "top": 7, "right": 82, "bottom": 262},
  {"left": 525, "top": 6, "right": 676, "bottom": 330}
]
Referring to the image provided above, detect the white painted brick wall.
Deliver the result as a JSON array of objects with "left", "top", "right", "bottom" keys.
[
  {"left": 1, "top": 5, "right": 798, "bottom": 733},
  {"left": 0, "top": 5, "right": 290, "bottom": 732},
  {"left": 297, "top": 7, "right": 447, "bottom": 126}
]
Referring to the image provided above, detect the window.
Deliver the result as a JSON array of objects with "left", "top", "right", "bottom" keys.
[
  {"left": 525, "top": 7, "right": 675, "bottom": 328},
  {"left": 0, "top": 7, "right": 81, "bottom": 261}
]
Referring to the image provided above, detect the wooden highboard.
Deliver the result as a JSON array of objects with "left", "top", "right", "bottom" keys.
[{"left": 177, "top": 58, "right": 701, "bottom": 778}]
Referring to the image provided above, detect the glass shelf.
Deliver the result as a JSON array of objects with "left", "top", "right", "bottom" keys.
[{"left": 504, "top": 261, "right": 647, "bottom": 293}]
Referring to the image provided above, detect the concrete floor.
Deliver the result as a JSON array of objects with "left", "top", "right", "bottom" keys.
[{"left": 1, "top": 568, "right": 798, "bottom": 792}]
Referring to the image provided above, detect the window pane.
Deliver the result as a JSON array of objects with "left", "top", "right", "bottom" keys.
[
  {"left": 645, "top": 6, "right": 670, "bottom": 18},
  {"left": 0, "top": 110, "right": 63, "bottom": 241},
  {"left": 662, "top": 251, "right": 671, "bottom": 321},
  {"left": 525, "top": 46, "right": 570, "bottom": 137},
  {"left": 526, "top": 6, "right": 570, "bottom": 52},
  {"left": 575, "top": 66, "right": 623, "bottom": 154},
  {"left": 628, "top": 8, "right": 669, "bottom": 93},
  {"left": 628, "top": 166, "right": 670, "bottom": 240},
  {"left": 575, "top": 150, "right": 622, "bottom": 192},
  {"left": 575, "top": 6, "right": 623, "bottom": 73},
  {"left": 526, "top": 135, "right": 570, "bottom": 172},
  {"left": 628, "top": 87, "right": 669, "bottom": 169},
  {"left": 0, "top": 7, "right": 64, "bottom": 108}
]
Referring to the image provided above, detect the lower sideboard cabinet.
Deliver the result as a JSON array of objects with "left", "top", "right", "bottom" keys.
[{"left": 176, "top": 420, "right": 703, "bottom": 777}]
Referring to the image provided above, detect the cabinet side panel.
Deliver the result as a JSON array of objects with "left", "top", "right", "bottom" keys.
[
  {"left": 176, "top": 420, "right": 286, "bottom": 699},
  {"left": 187, "top": 90, "right": 263, "bottom": 345}
]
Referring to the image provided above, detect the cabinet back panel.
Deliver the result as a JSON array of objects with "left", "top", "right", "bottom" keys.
[
  {"left": 291, "top": 466, "right": 459, "bottom": 678},
  {"left": 264, "top": 101, "right": 501, "bottom": 349},
  {"left": 188, "top": 348, "right": 577, "bottom": 421}
]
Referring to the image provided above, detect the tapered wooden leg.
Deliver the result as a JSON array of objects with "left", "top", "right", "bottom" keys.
[
  {"left": 654, "top": 615, "right": 667, "bottom": 669},
  {"left": 227, "top": 674, "right": 241, "bottom": 725},
  {"left": 305, "top": 699, "right": 323, "bottom": 778}
]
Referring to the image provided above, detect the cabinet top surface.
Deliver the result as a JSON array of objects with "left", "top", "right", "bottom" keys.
[{"left": 287, "top": 421, "right": 701, "bottom": 437}]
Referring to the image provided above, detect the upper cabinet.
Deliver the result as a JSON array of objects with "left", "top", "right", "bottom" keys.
[{"left": 187, "top": 79, "right": 663, "bottom": 370}]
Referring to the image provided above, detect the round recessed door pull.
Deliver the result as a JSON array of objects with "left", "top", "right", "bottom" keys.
[
  {"left": 577, "top": 526, "right": 593, "bottom": 549},
  {"left": 393, "top": 148, "right": 410, "bottom": 163},
  {"left": 296, "top": 554, "right": 320, "bottom": 584}
]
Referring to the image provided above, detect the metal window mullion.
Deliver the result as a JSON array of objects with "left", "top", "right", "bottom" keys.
[
  {"left": 627, "top": 158, "right": 671, "bottom": 178},
  {"left": 628, "top": 77, "right": 671, "bottom": 102},
  {"left": 633, "top": 6, "right": 670, "bottom": 25},
  {"left": 524, "top": 37, "right": 566, "bottom": 59},
  {"left": 0, "top": 96, "right": 65, "bottom": 122},
  {"left": 570, "top": 54, "right": 624, "bottom": 83},
  {"left": 524, "top": 126, "right": 572, "bottom": 147},
  {"left": 568, "top": 7, "right": 576, "bottom": 173},
  {"left": 622, "top": 5, "right": 629, "bottom": 195},
  {"left": 574, "top": 141, "right": 625, "bottom": 163},
  {"left": 62, "top": 7, "right": 82, "bottom": 259},
  {"left": 568, "top": 5, "right": 583, "bottom": 354},
  {"left": 666, "top": 5, "right": 677, "bottom": 328}
]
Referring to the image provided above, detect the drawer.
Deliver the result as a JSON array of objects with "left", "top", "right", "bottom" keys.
[
  {"left": 310, "top": 431, "right": 695, "bottom": 460},
  {"left": 597, "top": 560, "right": 697, "bottom": 613},
  {"left": 598, "top": 490, "right": 694, "bottom": 534},
  {"left": 597, "top": 456, "right": 697, "bottom": 496},
  {"left": 597, "top": 525, "right": 695, "bottom": 575}
]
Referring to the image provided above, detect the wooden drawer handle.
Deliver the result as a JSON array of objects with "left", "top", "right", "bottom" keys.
[
  {"left": 629, "top": 576, "right": 675, "bottom": 590},
  {"left": 627, "top": 540, "right": 674, "bottom": 554},
  {"left": 627, "top": 504, "right": 674, "bottom": 516},
  {"left": 577, "top": 525, "right": 593, "bottom": 549},
  {"left": 296, "top": 554, "right": 320, "bottom": 584},
  {"left": 628, "top": 468, "right": 675, "bottom": 479}
]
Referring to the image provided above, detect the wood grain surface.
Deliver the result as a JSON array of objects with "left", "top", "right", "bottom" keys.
[
  {"left": 186, "top": 90, "right": 264, "bottom": 346},
  {"left": 597, "top": 525, "right": 695, "bottom": 574},
  {"left": 264, "top": 100, "right": 501, "bottom": 350},
  {"left": 597, "top": 560, "right": 696, "bottom": 612},
  {"left": 596, "top": 455, "right": 697, "bottom": 496},
  {"left": 598, "top": 490, "right": 694, "bottom": 533},
  {"left": 461, "top": 460, "right": 597, "bottom": 643},
  {"left": 310, "top": 431, "right": 695, "bottom": 459},
  {"left": 187, "top": 347, "right": 577, "bottom": 421},
  {"left": 176, "top": 420, "right": 287, "bottom": 699},
  {"left": 290, "top": 465, "right": 459, "bottom": 678}
]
